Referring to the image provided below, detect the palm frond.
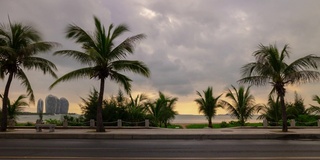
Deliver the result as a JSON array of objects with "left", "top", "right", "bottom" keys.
[
  {"left": 49, "top": 67, "right": 94, "bottom": 89},
  {"left": 15, "top": 70, "right": 34, "bottom": 103},
  {"left": 111, "top": 60, "right": 150, "bottom": 77},
  {"left": 22, "top": 42, "right": 60, "bottom": 56},
  {"left": 22, "top": 56, "right": 58, "bottom": 78},
  {"left": 110, "top": 24, "right": 129, "bottom": 42},
  {"left": 109, "top": 34, "right": 146, "bottom": 60},
  {"left": 109, "top": 71, "right": 132, "bottom": 94},
  {"left": 54, "top": 50, "right": 92, "bottom": 65},
  {"left": 238, "top": 76, "right": 269, "bottom": 86},
  {"left": 66, "top": 24, "right": 98, "bottom": 51}
]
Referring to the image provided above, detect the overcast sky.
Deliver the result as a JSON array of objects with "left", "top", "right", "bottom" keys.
[{"left": 1, "top": 0, "right": 320, "bottom": 115}]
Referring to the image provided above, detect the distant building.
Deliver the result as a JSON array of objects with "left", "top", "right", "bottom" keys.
[
  {"left": 45, "top": 95, "right": 59, "bottom": 114},
  {"left": 37, "top": 99, "right": 44, "bottom": 113},
  {"left": 59, "top": 97, "right": 69, "bottom": 114},
  {"left": 44, "top": 95, "right": 69, "bottom": 114}
]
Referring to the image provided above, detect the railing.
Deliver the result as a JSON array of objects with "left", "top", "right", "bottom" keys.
[
  {"left": 262, "top": 118, "right": 320, "bottom": 127},
  {"left": 88, "top": 119, "right": 150, "bottom": 128}
]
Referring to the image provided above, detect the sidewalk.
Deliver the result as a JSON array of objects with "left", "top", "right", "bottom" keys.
[{"left": 1, "top": 127, "right": 320, "bottom": 140}]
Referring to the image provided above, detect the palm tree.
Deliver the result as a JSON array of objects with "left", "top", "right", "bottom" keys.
[
  {"left": 306, "top": 95, "right": 320, "bottom": 115},
  {"left": 194, "top": 87, "right": 222, "bottom": 128},
  {"left": 145, "top": 92, "right": 178, "bottom": 127},
  {"left": 7, "top": 95, "right": 29, "bottom": 121},
  {"left": 257, "top": 95, "right": 282, "bottom": 126},
  {"left": 0, "top": 20, "right": 58, "bottom": 131},
  {"left": 127, "top": 93, "right": 148, "bottom": 122},
  {"left": 239, "top": 44, "right": 320, "bottom": 132},
  {"left": 221, "top": 85, "right": 259, "bottom": 126},
  {"left": 50, "top": 16, "right": 150, "bottom": 132}
]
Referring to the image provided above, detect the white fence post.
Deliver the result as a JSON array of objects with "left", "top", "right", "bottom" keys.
[
  {"left": 90, "top": 119, "right": 95, "bottom": 128},
  {"left": 63, "top": 119, "right": 68, "bottom": 127},
  {"left": 145, "top": 119, "right": 149, "bottom": 128},
  {"left": 8, "top": 119, "right": 15, "bottom": 127},
  {"left": 263, "top": 118, "right": 268, "bottom": 127},
  {"left": 290, "top": 119, "right": 296, "bottom": 127},
  {"left": 117, "top": 119, "right": 122, "bottom": 127}
]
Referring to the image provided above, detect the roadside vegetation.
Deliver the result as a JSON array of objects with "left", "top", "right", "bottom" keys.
[{"left": 1, "top": 17, "right": 320, "bottom": 132}]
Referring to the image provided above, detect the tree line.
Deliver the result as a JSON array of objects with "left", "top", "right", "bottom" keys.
[{"left": 1, "top": 16, "right": 320, "bottom": 132}]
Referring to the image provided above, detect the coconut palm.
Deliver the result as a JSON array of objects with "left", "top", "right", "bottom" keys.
[
  {"left": 50, "top": 16, "right": 150, "bottom": 132},
  {"left": 239, "top": 44, "right": 320, "bottom": 132},
  {"left": 221, "top": 85, "right": 259, "bottom": 126},
  {"left": 0, "top": 20, "right": 58, "bottom": 131},
  {"left": 195, "top": 87, "right": 222, "bottom": 128},
  {"left": 257, "top": 95, "right": 282, "bottom": 126},
  {"left": 145, "top": 92, "right": 178, "bottom": 127}
]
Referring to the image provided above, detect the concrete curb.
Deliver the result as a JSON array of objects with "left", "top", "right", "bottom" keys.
[{"left": 2, "top": 133, "right": 320, "bottom": 140}]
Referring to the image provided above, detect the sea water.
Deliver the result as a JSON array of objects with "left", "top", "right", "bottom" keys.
[{"left": 16, "top": 114, "right": 261, "bottom": 124}]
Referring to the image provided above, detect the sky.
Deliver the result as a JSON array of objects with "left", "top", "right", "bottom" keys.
[{"left": 1, "top": 0, "right": 320, "bottom": 115}]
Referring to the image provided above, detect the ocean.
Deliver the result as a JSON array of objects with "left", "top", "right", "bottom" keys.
[{"left": 16, "top": 114, "right": 262, "bottom": 124}]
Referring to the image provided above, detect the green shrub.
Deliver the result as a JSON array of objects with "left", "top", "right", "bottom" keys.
[
  {"left": 45, "top": 119, "right": 62, "bottom": 126},
  {"left": 220, "top": 121, "right": 229, "bottom": 128},
  {"left": 62, "top": 115, "right": 87, "bottom": 126},
  {"left": 186, "top": 123, "right": 208, "bottom": 129},
  {"left": 296, "top": 115, "right": 318, "bottom": 126},
  {"left": 16, "top": 122, "right": 34, "bottom": 126}
]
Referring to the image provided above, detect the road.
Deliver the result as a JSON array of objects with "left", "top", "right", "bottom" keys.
[{"left": 1, "top": 139, "right": 320, "bottom": 159}]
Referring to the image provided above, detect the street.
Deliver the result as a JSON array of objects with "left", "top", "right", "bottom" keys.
[{"left": 1, "top": 139, "right": 320, "bottom": 159}]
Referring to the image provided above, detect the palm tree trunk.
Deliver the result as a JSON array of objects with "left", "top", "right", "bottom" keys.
[
  {"left": 280, "top": 95, "right": 288, "bottom": 132},
  {"left": 275, "top": 84, "right": 288, "bottom": 132},
  {"left": 208, "top": 118, "right": 213, "bottom": 128},
  {"left": 1, "top": 72, "right": 14, "bottom": 132},
  {"left": 96, "top": 78, "right": 105, "bottom": 132}
]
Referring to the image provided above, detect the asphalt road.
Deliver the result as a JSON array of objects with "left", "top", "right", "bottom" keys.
[{"left": 1, "top": 139, "right": 320, "bottom": 159}]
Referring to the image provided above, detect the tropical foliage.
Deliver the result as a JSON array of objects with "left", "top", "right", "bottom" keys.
[
  {"left": 50, "top": 16, "right": 150, "bottom": 132},
  {"left": 239, "top": 44, "right": 320, "bottom": 132},
  {"left": 127, "top": 93, "right": 148, "bottom": 122},
  {"left": 221, "top": 85, "right": 259, "bottom": 126},
  {"left": 286, "top": 92, "right": 308, "bottom": 119},
  {"left": 7, "top": 95, "right": 29, "bottom": 121},
  {"left": 79, "top": 89, "right": 177, "bottom": 127},
  {"left": 308, "top": 95, "right": 320, "bottom": 115},
  {"left": 194, "top": 87, "right": 222, "bottom": 128},
  {"left": 257, "top": 95, "right": 282, "bottom": 126},
  {"left": 145, "top": 92, "right": 178, "bottom": 127},
  {"left": 0, "top": 20, "right": 58, "bottom": 131}
]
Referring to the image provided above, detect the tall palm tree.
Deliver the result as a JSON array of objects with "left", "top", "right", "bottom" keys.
[
  {"left": 195, "top": 87, "right": 222, "bottom": 128},
  {"left": 221, "top": 85, "right": 259, "bottom": 126},
  {"left": 257, "top": 95, "right": 282, "bottom": 126},
  {"left": 145, "top": 92, "right": 178, "bottom": 127},
  {"left": 239, "top": 44, "right": 320, "bottom": 132},
  {"left": 50, "top": 16, "right": 150, "bottom": 132},
  {"left": 0, "top": 20, "right": 58, "bottom": 131}
]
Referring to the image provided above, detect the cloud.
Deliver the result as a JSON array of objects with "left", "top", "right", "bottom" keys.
[{"left": 1, "top": 0, "right": 320, "bottom": 114}]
